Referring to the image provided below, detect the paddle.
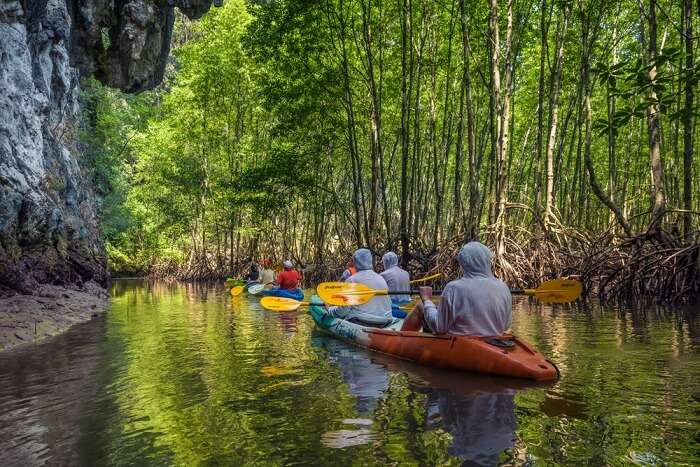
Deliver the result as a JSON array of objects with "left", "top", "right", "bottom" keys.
[
  {"left": 317, "top": 278, "right": 582, "bottom": 306},
  {"left": 260, "top": 296, "right": 415, "bottom": 312},
  {"left": 511, "top": 279, "right": 583, "bottom": 304},
  {"left": 230, "top": 285, "right": 245, "bottom": 297},
  {"left": 247, "top": 283, "right": 265, "bottom": 295},
  {"left": 260, "top": 297, "right": 310, "bottom": 312},
  {"left": 409, "top": 273, "right": 441, "bottom": 284},
  {"left": 248, "top": 281, "right": 275, "bottom": 295}
]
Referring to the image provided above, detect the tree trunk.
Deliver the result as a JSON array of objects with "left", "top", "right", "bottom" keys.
[
  {"left": 399, "top": 0, "right": 412, "bottom": 264},
  {"left": 544, "top": 3, "right": 569, "bottom": 225},
  {"left": 607, "top": 20, "right": 618, "bottom": 227},
  {"left": 360, "top": 0, "right": 383, "bottom": 242},
  {"left": 433, "top": 0, "right": 456, "bottom": 249},
  {"left": 459, "top": 0, "right": 477, "bottom": 238},
  {"left": 336, "top": 0, "right": 365, "bottom": 246},
  {"left": 642, "top": 0, "right": 667, "bottom": 229},
  {"left": 580, "top": 7, "right": 632, "bottom": 237},
  {"left": 682, "top": 0, "right": 694, "bottom": 238},
  {"left": 491, "top": 0, "right": 514, "bottom": 256},
  {"left": 534, "top": 0, "right": 549, "bottom": 218}
]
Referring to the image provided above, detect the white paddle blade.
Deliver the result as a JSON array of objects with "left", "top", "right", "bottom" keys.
[{"left": 248, "top": 284, "right": 265, "bottom": 295}]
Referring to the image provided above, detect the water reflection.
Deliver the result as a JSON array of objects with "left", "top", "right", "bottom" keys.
[
  {"left": 315, "top": 335, "right": 552, "bottom": 465},
  {"left": 315, "top": 337, "right": 389, "bottom": 415},
  {"left": 0, "top": 280, "right": 697, "bottom": 466},
  {"left": 0, "top": 318, "right": 106, "bottom": 466},
  {"left": 426, "top": 391, "right": 515, "bottom": 465}
]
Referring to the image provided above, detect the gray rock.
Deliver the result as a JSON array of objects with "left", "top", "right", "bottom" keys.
[{"left": 0, "top": 0, "right": 217, "bottom": 295}]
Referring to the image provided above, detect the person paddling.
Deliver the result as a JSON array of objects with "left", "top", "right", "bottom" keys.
[
  {"left": 401, "top": 242, "right": 512, "bottom": 336},
  {"left": 259, "top": 258, "right": 275, "bottom": 289},
  {"left": 328, "top": 248, "right": 392, "bottom": 322},
  {"left": 379, "top": 251, "right": 411, "bottom": 318},
  {"left": 246, "top": 259, "right": 260, "bottom": 284},
  {"left": 380, "top": 252, "right": 411, "bottom": 305},
  {"left": 276, "top": 260, "right": 303, "bottom": 290}
]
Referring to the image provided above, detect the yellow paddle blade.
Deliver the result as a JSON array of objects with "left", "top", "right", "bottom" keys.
[
  {"left": 230, "top": 285, "right": 245, "bottom": 297},
  {"left": 410, "top": 273, "right": 441, "bottom": 284},
  {"left": 525, "top": 279, "right": 582, "bottom": 303},
  {"left": 260, "top": 296, "right": 308, "bottom": 312},
  {"left": 317, "top": 282, "right": 385, "bottom": 306}
]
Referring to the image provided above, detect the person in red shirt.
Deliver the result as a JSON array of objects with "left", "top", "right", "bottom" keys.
[
  {"left": 340, "top": 258, "right": 357, "bottom": 281},
  {"left": 276, "top": 260, "right": 303, "bottom": 290}
]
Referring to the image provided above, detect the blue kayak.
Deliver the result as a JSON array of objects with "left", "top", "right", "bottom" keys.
[
  {"left": 391, "top": 302, "right": 408, "bottom": 319},
  {"left": 261, "top": 288, "right": 304, "bottom": 301}
]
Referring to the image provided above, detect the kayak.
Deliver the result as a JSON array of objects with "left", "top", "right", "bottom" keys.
[
  {"left": 225, "top": 278, "right": 246, "bottom": 287},
  {"left": 391, "top": 302, "right": 409, "bottom": 319},
  {"left": 308, "top": 295, "right": 558, "bottom": 381},
  {"left": 261, "top": 287, "right": 304, "bottom": 301}
]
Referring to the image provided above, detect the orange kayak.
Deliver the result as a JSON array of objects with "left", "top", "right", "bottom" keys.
[
  {"left": 309, "top": 296, "right": 558, "bottom": 381},
  {"left": 366, "top": 329, "right": 558, "bottom": 381}
]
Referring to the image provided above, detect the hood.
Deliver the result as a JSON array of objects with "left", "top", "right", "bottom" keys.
[
  {"left": 353, "top": 248, "right": 374, "bottom": 271},
  {"left": 457, "top": 242, "right": 494, "bottom": 278},
  {"left": 382, "top": 252, "right": 399, "bottom": 270}
]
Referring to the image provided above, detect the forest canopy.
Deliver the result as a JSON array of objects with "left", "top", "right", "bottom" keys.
[{"left": 81, "top": 0, "right": 700, "bottom": 301}]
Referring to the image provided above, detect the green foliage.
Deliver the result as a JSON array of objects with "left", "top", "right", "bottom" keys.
[
  {"left": 79, "top": 77, "right": 162, "bottom": 272},
  {"left": 85, "top": 0, "right": 700, "bottom": 275}
]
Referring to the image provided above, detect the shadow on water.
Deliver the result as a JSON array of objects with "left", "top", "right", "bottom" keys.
[{"left": 0, "top": 280, "right": 697, "bottom": 466}]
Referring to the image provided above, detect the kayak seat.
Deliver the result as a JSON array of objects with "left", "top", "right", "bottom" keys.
[
  {"left": 347, "top": 314, "right": 395, "bottom": 328},
  {"left": 486, "top": 338, "right": 515, "bottom": 348}
]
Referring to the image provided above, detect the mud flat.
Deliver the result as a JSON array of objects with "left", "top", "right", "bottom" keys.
[{"left": 0, "top": 282, "right": 108, "bottom": 351}]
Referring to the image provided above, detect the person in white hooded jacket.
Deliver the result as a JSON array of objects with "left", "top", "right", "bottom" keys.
[
  {"left": 401, "top": 241, "right": 512, "bottom": 336},
  {"left": 379, "top": 252, "right": 411, "bottom": 304},
  {"left": 328, "top": 248, "right": 393, "bottom": 322}
]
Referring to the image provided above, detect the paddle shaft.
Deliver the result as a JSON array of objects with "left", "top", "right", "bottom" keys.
[
  {"left": 377, "top": 290, "right": 443, "bottom": 296},
  {"left": 318, "top": 278, "right": 581, "bottom": 306},
  {"left": 378, "top": 288, "right": 546, "bottom": 295},
  {"left": 384, "top": 288, "right": 555, "bottom": 296},
  {"left": 409, "top": 273, "right": 441, "bottom": 284},
  {"left": 511, "top": 288, "right": 572, "bottom": 295}
]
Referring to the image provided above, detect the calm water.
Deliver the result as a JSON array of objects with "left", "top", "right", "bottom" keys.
[{"left": 0, "top": 280, "right": 698, "bottom": 466}]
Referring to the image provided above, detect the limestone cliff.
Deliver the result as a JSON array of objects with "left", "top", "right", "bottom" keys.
[{"left": 0, "top": 0, "right": 218, "bottom": 295}]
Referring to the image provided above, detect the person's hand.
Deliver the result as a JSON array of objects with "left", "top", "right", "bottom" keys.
[{"left": 418, "top": 286, "right": 432, "bottom": 302}]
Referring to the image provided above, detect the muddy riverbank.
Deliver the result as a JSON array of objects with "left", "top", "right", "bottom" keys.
[{"left": 0, "top": 281, "right": 109, "bottom": 351}]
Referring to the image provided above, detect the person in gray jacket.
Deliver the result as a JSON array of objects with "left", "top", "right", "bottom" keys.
[
  {"left": 401, "top": 241, "right": 512, "bottom": 336},
  {"left": 328, "top": 248, "right": 393, "bottom": 322},
  {"left": 379, "top": 252, "right": 411, "bottom": 305}
]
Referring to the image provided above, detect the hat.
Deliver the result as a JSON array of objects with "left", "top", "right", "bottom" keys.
[{"left": 283, "top": 260, "right": 293, "bottom": 269}]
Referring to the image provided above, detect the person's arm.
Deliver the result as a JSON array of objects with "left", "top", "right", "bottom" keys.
[{"left": 423, "top": 286, "right": 453, "bottom": 334}]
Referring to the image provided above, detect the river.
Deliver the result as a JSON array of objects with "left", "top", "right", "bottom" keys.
[{"left": 0, "top": 279, "right": 698, "bottom": 466}]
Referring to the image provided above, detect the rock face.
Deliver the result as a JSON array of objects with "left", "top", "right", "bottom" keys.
[{"left": 0, "top": 0, "right": 218, "bottom": 295}]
